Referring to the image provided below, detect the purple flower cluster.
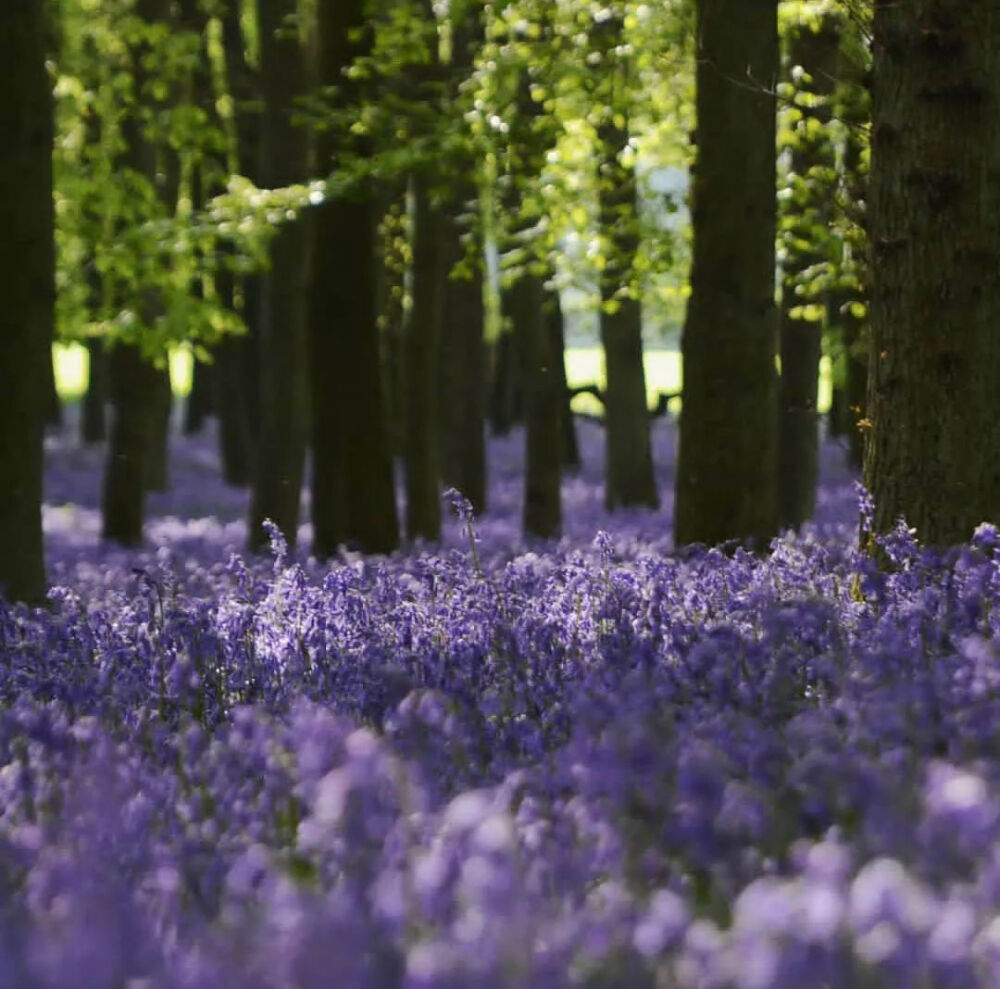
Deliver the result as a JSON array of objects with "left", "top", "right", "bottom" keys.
[{"left": 0, "top": 418, "right": 996, "bottom": 985}]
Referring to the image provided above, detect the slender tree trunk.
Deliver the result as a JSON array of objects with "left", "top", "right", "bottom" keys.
[
  {"left": 102, "top": 346, "right": 160, "bottom": 545},
  {"left": 0, "top": 0, "right": 52, "bottom": 603},
  {"left": 310, "top": 0, "right": 399, "bottom": 556},
  {"left": 221, "top": 0, "right": 261, "bottom": 462},
  {"left": 184, "top": 359, "right": 214, "bottom": 434},
  {"left": 521, "top": 277, "right": 562, "bottom": 538},
  {"left": 101, "top": 0, "right": 169, "bottom": 545},
  {"left": 488, "top": 326, "right": 521, "bottom": 436},
  {"left": 866, "top": 0, "right": 1000, "bottom": 545},
  {"left": 82, "top": 339, "right": 108, "bottom": 444},
  {"left": 440, "top": 195, "right": 488, "bottom": 512},
  {"left": 548, "top": 288, "right": 579, "bottom": 470},
  {"left": 777, "top": 15, "right": 840, "bottom": 529},
  {"left": 674, "top": 0, "right": 779, "bottom": 548},
  {"left": 144, "top": 366, "right": 172, "bottom": 492},
  {"left": 404, "top": 176, "right": 446, "bottom": 542},
  {"left": 45, "top": 348, "right": 61, "bottom": 428},
  {"left": 595, "top": 15, "right": 657, "bottom": 510},
  {"left": 247, "top": 0, "right": 311, "bottom": 553}
]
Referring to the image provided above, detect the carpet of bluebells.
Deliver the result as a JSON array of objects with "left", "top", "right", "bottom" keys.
[{"left": 2, "top": 411, "right": 1000, "bottom": 987}]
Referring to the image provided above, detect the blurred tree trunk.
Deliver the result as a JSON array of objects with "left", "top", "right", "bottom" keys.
[
  {"left": 82, "top": 338, "right": 108, "bottom": 444},
  {"left": 439, "top": 11, "right": 488, "bottom": 512},
  {"left": 776, "top": 14, "right": 840, "bottom": 530},
  {"left": 595, "top": 14, "right": 656, "bottom": 510},
  {"left": 247, "top": 0, "right": 311, "bottom": 553},
  {"left": 522, "top": 279, "right": 562, "bottom": 538},
  {"left": 184, "top": 359, "right": 214, "bottom": 434},
  {"left": 866, "top": 0, "right": 1000, "bottom": 545},
  {"left": 45, "top": 349, "right": 61, "bottom": 428},
  {"left": 405, "top": 174, "right": 446, "bottom": 542},
  {"left": 376, "top": 192, "right": 407, "bottom": 457},
  {"left": 0, "top": 0, "right": 52, "bottom": 603},
  {"left": 549, "top": 296, "right": 579, "bottom": 470},
  {"left": 309, "top": 0, "right": 399, "bottom": 556},
  {"left": 220, "top": 0, "right": 261, "bottom": 469},
  {"left": 828, "top": 29, "right": 870, "bottom": 472},
  {"left": 144, "top": 366, "right": 172, "bottom": 492},
  {"left": 101, "top": 0, "right": 170, "bottom": 546},
  {"left": 440, "top": 206, "right": 488, "bottom": 512},
  {"left": 675, "top": 0, "right": 779, "bottom": 548},
  {"left": 488, "top": 321, "right": 523, "bottom": 436}
]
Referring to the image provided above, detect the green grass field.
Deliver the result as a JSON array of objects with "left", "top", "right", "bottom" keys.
[{"left": 54, "top": 344, "right": 831, "bottom": 416}]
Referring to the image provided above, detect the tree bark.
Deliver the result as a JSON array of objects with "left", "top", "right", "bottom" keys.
[
  {"left": 521, "top": 279, "right": 562, "bottom": 538},
  {"left": 866, "top": 0, "right": 1000, "bottom": 545},
  {"left": 309, "top": 0, "right": 399, "bottom": 557},
  {"left": 440, "top": 194, "right": 488, "bottom": 513},
  {"left": 548, "top": 290, "right": 579, "bottom": 470},
  {"left": 404, "top": 176, "right": 446, "bottom": 542},
  {"left": 0, "top": 0, "right": 52, "bottom": 603},
  {"left": 674, "top": 0, "right": 779, "bottom": 549},
  {"left": 100, "top": 0, "right": 170, "bottom": 546},
  {"left": 595, "top": 15, "right": 657, "bottom": 510},
  {"left": 82, "top": 338, "right": 108, "bottom": 444},
  {"left": 247, "top": 0, "right": 311, "bottom": 553},
  {"left": 777, "top": 15, "right": 840, "bottom": 530}
]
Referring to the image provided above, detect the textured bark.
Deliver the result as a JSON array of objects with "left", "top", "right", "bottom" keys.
[
  {"left": 82, "top": 339, "right": 108, "bottom": 444},
  {"left": 404, "top": 177, "right": 446, "bottom": 542},
  {"left": 440, "top": 197, "right": 488, "bottom": 513},
  {"left": 777, "top": 16, "right": 840, "bottom": 530},
  {"left": 0, "top": 0, "right": 52, "bottom": 603},
  {"left": 674, "top": 0, "right": 779, "bottom": 548},
  {"left": 866, "top": 0, "right": 1000, "bottom": 545},
  {"left": 247, "top": 0, "right": 311, "bottom": 553},
  {"left": 596, "top": 16, "right": 657, "bottom": 510},
  {"left": 310, "top": 0, "right": 399, "bottom": 557}
]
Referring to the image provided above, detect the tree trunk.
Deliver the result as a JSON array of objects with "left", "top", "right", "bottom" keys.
[
  {"left": 82, "top": 339, "right": 108, "bottom": 444},
  {"left": 521, "top": 277, "right": 562, "bottom": 538},
  {"left": 488, "top": 325, "right": 522, "bottom": 436},
  {"left": 777, "top": 15, "right": 840, "bottom": 529},
  {"left": 102, "top": 345, "right": 161, "bottom": 545},
  {"left": 309, "top": 0, "right": 399, "bottom": 557},
  {"left": 548, "top": 291, "right": 579, "bottom": 470},
  {"left": 184, "top": 358, "right": 213, "bottom": 434},
  {"left": 866, "top": 0, "right": 1000, "bottom": 545},
  {"left": 144, "top": 365, "right": 172, "bottom": 492},
  {"left": 595, "top": 15, "right": 657, "bottom": 510},
  {"left": 220, "top": 0, "right": 261, "bottom": 464},
  {"left": 247, "top": 0, "right": 311, "bottom": 553},
  {"left": 440, "top": 196, "right": 488, "bottom": 513},
  {"left": 674, "top": 0, "right": 779, "bottom": 549},
  {"left": 0, "top": 0, "right": 52, "bottom": 603},
  {"left": 101, "top": 0, "right": 169, "bottom": 545},
  {"left": 404, "top": 176, "right": 446, "bottom": 542}
]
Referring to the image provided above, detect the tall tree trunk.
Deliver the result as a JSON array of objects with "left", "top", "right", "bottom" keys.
[
  {"left": 220, "top": 0, "right": 261, "bottom": 467},
  {"left": 440, "top": 194, "right": 488, "bottom": 513},
  {"left": 674, "top": 0, "right": 779, "bottom": 549},
  {"left": 82, "top": 338, "right": 108, "bottom": 444},
  {"left": 404, "top": 176, "right": 446, "bottom": 542},
  {"left": 101, "top": 0, "right": 169, "bottom": 546},
  {"left": 247, "top": 0, "right": 311, "bottom": 553},
  {"left": 184, "top": 358, "right": 214, "bottom": 434},
  {"left": 776, "top": 14, "right": 840, "bottom": 529},
  {"left": 521, "top": 278, "right": 562, "bottom": 538},
  {"left": 595, "top": 15, "right": 657, "bottom": 510},
  {"left": 102, "top": 345, "right": 160, "bottom": 545},
  {"left": 144, "top": 365, "right": 172, "bottom": 492},
  {"left": 310, "top": 0, "right": 399, "bottom": 556},
  {"left": 866, "top": 0, "right": 1000, "bottom": 545},
  {"left": 488, "top": 325, "right": 522, "bottom": 436},
  {"left": 548, "top": 286, "right": 579, "bottom": 470},
  {"left": 0, "top": 0, "right": 52, "bottom": 603}
]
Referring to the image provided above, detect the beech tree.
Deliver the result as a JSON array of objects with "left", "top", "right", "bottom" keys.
[
  {"left": 247, "top": 0, "right": 312, "bottom": 553},
  {"left": 866, "top": 0, "right": 1000, "bottom": 545},
  {"left": 674, "top": 0, "right": 780, "bottom": 548},
  {"left": 0, "top": 0, "right": 53, "bottom": 603}
]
